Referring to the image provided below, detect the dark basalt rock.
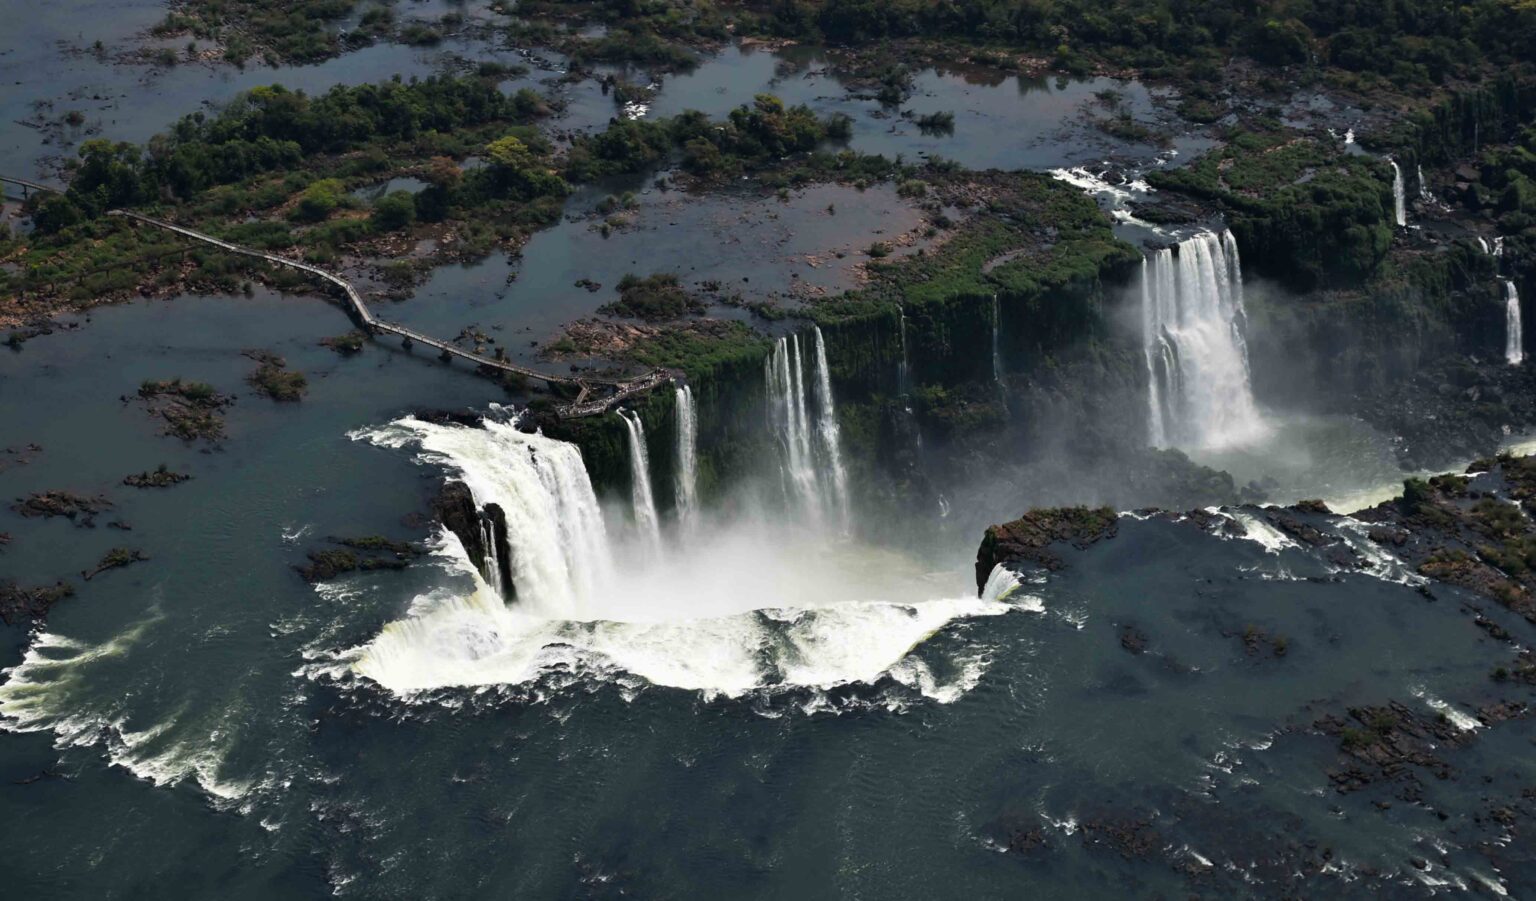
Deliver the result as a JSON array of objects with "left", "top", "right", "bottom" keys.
[
  {"left": 123, "top": 465, "right": 191, "bottom": 488},
  {"left": 485, "top": 502, "right": 514, "bottom": 600},
  {"left": 0, "top": 580, "right": 75, "bottom": 624},
  {"left": 435, "top": 480, "right": 485, "bottom": 568},
  {"left": 296, "top": 537, "right": 418, "bottom": 583},
  {"left": 81, "top": 548, "right": 148, "bottom": 581},
  {"left": 12, "top": 491, "right": 113, "bottom": 527},
  {"left": 974, "top": 506, "right": 1117, "bottom": 594}
]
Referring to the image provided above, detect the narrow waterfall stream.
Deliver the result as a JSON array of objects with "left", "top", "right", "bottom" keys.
[{"left": 619, "top": 409, "right": 662, "bottom": 550}]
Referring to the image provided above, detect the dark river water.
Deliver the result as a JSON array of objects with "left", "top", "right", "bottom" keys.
[{"left": 3, "top": 3, "right": 1531, "bottom": 899}]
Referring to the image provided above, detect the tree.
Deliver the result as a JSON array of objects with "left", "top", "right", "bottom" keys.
[{"left": 371, "top": 190, "right": 417, "bottom": 231}]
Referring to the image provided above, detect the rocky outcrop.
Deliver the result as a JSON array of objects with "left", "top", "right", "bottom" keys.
[
  {"left": 81, "top": 548, "right": 148, "bottom": 581},
  {"left": 435, "top": 480, "right": 486, "bottom": 574},
  {"left": 295, "top": 536, "right": 417, "bottom": 583},
  {"left": 12, "top": 491, "right": 113, "bottom": 527},
  {"left": 123, "top": 465, "right": 191, "bottom": 488},
  {"left": 432, "top": 481, "right": 513, "bottom": 597},
  {"left": 974, "top": 506, "right": 1118, "bottom": 594},
  {"left": 0, "top": 580, "right": 74, "bottom": 624}
]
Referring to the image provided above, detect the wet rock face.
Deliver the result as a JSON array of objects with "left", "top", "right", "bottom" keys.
[
  {"left": 974, "top": 506, "right": 1118, "bottom": 594},
  {"left": 484, "top": 502, "right": 514, "bottom": 601},
  {"left": 434, "top": 481, "right": 485, "bottom": 570}
]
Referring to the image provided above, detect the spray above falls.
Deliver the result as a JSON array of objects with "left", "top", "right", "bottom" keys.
[{"left": 1142, "top": 230, "right": 1268, "bottom": 451}]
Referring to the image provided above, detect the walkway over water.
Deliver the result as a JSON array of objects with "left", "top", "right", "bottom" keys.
[{"left": 2, "top": 174, "right": 667, "bottom": 417}]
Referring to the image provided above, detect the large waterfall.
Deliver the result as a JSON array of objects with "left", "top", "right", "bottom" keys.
[
  {"left": 367, "top": 416, "right": 612, "bottom": 619},
  {"left": 765, "top": 331, "right": 851, "bottom": 529},
  {"left": 896, "top": 304, "right": 911, "bottom": 395},
  {"left": 1505, "top": 278, "right": 1524, "bottom": 366},
  {"left": 1142, "top": 230, "right": 1267, "bottom": 450},
  {"left": 350, "top": 415, "right": 1039, "bottom": 698},
  {"left": 619, "top": 410, "right": 662, "bottom": 550},
  {"left": 1390, "top": 159, "right": 1407, "bottom": 227},
  {"left": 674, "top": 384, "right": 699, "bottom": 529}
]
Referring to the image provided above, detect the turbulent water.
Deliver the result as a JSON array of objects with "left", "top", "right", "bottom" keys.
[
  {"left": 1505, "top": 278, "right": 1524, "bottom": 366},
  {"left": 347, "top": 415, "right": 1032, "bottom": 698},
  {"left": 1390, "top": 158, "right": 1408, "bottom": 226},
  {"left": 1142, "top": 230, "right": 1268, "bottom": 450},
  {"left": 673, "top": 384, "right": 699, "bottom": 530}
]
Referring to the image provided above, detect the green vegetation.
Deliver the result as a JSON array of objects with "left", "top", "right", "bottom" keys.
[
  {"left": 245, "top": 351, "right": 308, "bottom": 401},
  {"left": 601, "top": 274, "right": 704, "bottom": 321},
  {"left": 1149, "top": 130, "right": 1394, "bottom": 290}
]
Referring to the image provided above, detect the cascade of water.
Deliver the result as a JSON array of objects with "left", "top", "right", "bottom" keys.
[
  {"left": 1478, "top": 237, "right": 1491, "bottom": 255},
  {"left": 896, "top": 304, "right": 911, "bottom": 395},
  {"left": 619, "top": 410, "right": 662, "bottom": 550},
  {"left": 1505, "top": 278, "right": 1524, "bottom": 366},
  {"left": 1141, "top": 230, "right": 1267, "bottom": 450},
  {"left": 380, "top": 416, "right": 612, "bottom": 618},
  {"left": 812, "top": 327, "right": 850, "bottom": 530},
  {"left": 765, "top": 335, "right": 823, "bottom": 521},
  {"left": 674, "top": 384, "right": 699, "bottom": 530},
  {"left": 1493, "top": 237, "right": 1505, "bottom": 257},
  {"left": 478, "top": 513, "right": 501, "bottom": 595},
  {"left": 1417, "top": 165, "right": 1433, "bottom": 202},
  {"left": 1390, "top": 159, "right": 1407, "bottom": 227}
]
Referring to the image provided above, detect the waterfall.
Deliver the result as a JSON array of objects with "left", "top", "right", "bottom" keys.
[
  {"left": 1505, "top": 279, "right": 1524, "bottom": 366},
  {"left": 1141, "top": 230, "right": 1267, "bottom": 450},
  {"left": 764, "top": 330, "right": 851, "bottom": 529},
  {"left": 896, "top": 304, "right": 911, "bottom": 395},
  {"left": 1478, "top": 237, "right": 1491, "bottom": 255},
  {"left": 765, "top": 334, "right": 823, "bottom": 521},
  {"left": 478, "top": 513, "right": 501, "bottom": 594},
  {"left": 1417, "top": 165, "right": 1433, "bottom": 202},
  {"left": 811, "top": 326, "right": 850, "bottom": 530},
  {"left": 1494, "top": 237, "right": 1505, "bottom": 257},
  {"left": 674, "top": 384, "right": 698, "bottom": 529},
  {"left": 1390, "top": 159, "right": 1407, "bottom": 227},
  {"left": 619, "top": 410, "right": 662, "bottom": 549},
  {"left": 371, "top": 416, "right": 612, "bottom": 618}
]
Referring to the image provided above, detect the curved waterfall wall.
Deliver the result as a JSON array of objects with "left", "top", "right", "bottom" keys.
[{"left": 1142, "top": 230, "right": 1267, "bottom": 450}]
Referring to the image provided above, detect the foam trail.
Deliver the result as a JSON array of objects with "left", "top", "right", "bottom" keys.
[{"left": 674, "top": 384, "right": 699, "bottom": 530}]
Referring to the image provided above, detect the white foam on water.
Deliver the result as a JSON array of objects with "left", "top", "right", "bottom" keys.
[
  {"left": 343, "top": 414, "right": 1044, "bottom": 704},
  {"left": 1410, "top": 686, "right": 1483, "bottom": 731},
  {"left": 345, "top": 539, "right": 1035, "bottom": 701},
  {"left": 0, "top": 615, "right": 259, "bottom": 806},
  {"left": 1226, "top": 511, "right": 1297, "bottom": 554}
]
